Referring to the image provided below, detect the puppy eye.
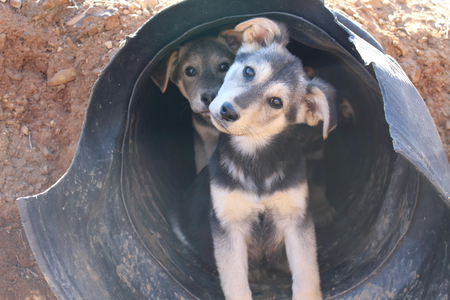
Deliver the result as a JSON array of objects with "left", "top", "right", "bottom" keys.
[
  {"left": 185, "top": 67, "right": 196, "bottom": 77},
  {"left": 243, "top": 66, "right": 255, "bottom": 78},
  {"left": 219, "top": 62, "right": 230, "bottom": 72},
  {"left": 269, "top": 97, "right": 283, "bottom": 109}
]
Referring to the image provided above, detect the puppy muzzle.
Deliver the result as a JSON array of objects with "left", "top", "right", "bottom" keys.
[
  {"left": 219, "top": 102, "right": 239, "bottom": 122},
  {"left": 210, "top": 102, "right": 241, "bottom": 134}
]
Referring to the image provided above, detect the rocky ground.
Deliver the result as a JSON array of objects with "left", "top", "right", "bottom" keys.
[{"left": 0, "top": 0, "right": 448, "bottom": 298}]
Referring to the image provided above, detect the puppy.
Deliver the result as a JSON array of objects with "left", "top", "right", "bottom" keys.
[
  {"left": 151, "top": 34, "right": 237, "bottom": 173},
  {"left": 206, "top": 18, "right": 337, "bottom": 300}
]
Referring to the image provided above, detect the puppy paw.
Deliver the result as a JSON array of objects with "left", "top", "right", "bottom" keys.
[
  {"left": 309, "top": 184, "right": 336, "bottom": 227},
  {"left": 313, "top": 203, "right": 336, "bottom": 228}
]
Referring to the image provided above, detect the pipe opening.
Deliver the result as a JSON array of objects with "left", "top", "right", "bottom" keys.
[{"left": 120, "top": 15, "right": 415, "bottom": 298}]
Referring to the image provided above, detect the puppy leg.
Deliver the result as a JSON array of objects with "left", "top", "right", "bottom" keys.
[
  {"left": 309, "top": 183, "right": 335, "bottom": 227},
  {"left": 212, "top": 224, "right": 252, "bottom": 300},
  {"left": 285, "top": 217, "right": 322, "bottom": 300},
  {"left": 211, "top": 186, "right": 261, "bottom": 300},
  {"left": 264, "top": 185, "right": 322, "bottom": 300}
]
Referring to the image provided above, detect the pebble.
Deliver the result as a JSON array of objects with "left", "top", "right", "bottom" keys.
[
  {"left": 398, "top": 0, "right": 407, "bottom": 3},
  {"left": 42, "top": 147, "right": 53, "bottom": 159},
  {"left": 42, "top": 165, "right": 49, "bottom": 175},
  {"left": 415, "top": 49, "right": 424, "bottom": 56},
  {"left": 409, "top": 67, "right": 421, "bottom": 84},
  {"left": 446, "top": 121, "right": 450, "bottom": 131},
  {"left": 21, "top": 125, "right": 29, "bottom": 136},
  {"left": 417, "top": 37, "right": 428, "bottom": 44},
  {"left": 367, "top": 0, "right": 383, "bottom": 9},
  {"left": 104, "top": 41, "right": 113, "bottom": 49},
  {"left": 344, "top": 6, "right": 357, "bottom": 16},
  {"left": 9, "top": 0, "right": 22, "bottom": 9},
  {"left": 67, "top": 38, "right": 78, "bottom": 51},
  {"left": 47, "top": 68, "right": 77, "bottom": 86},
  {"left": 5, "top": 68, "right": 23, "bottom": 81},
  {"left": 139, "top": 0, "right": 158, "bottom": 10},
  {"left": 0, "top": 33, "right": 6, "bottom": 50}
]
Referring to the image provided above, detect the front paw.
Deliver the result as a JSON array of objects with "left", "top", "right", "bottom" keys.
[{"left": 313, "top": 203, "right": 336, "bottom": 228}]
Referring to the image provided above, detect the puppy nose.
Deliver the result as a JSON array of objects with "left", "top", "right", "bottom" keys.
[
  {"left": 220, "top": 102, "right": 239, "bottom": 122},
  {"left": 201, "top": 93, "right": 216, "bottom": 106}
]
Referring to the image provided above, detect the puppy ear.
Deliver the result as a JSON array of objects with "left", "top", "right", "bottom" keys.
[
  {"left": 219, "top": 29, "right": 243, "bottom": 53},
  {"left": 150, "top": 50, "right": 178, "bottom": 93},
  {"left": 299, "top": 78, "right": 338, "bottom": 139},
  {"left": 233, "top": 17, "right": 289, "bottom": 51}
]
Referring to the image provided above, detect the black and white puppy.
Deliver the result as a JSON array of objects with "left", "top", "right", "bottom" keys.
[{"left": 206, "top": 18, "right": 337, "bottom": 300}]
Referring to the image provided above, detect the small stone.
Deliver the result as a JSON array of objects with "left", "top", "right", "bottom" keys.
[
  {"left": 104, "top": 41, "right": 113, "bottom": 49},
  {"left": 398, "top": 0, "right": 407, "bottom": 3},
  {"left": 55, "top": 27, "right": 61, "bottom": 36},
  {"left": 415, "top": 49, "right": 424, "bottom": 56},
  {"left": 104, "top": 14, "right": 120, "bottom": 31},
  {"left": 344, "top": 7, "right": 357, "bottom": 16},
  {"left": 0, "top": 33, "right": 6, "bottom": 50},
  {"left": 47, "top": 37, "right": 59, "bottom": 48},
  {"left": 9, "top": 0, "right": 22, "bottom": 9},
  {"left": 47, "top": 68, "right": 77, "bottom": 86},
  {"left": 5, "top": 68, "right": 23, "bottom": 81},
  {"left": 66, "top": 11, "right": 87, "bottom": 27},
  {"left": 368, "top": 0, "right": 383, "bottom": 9},
  {"left": 42, "top": 147, "right": 53, "bottom": 159},
  {"left": 446, "top": 121, "right": 450, "bottom": 131},
  {"left": 417, "top": 37, "right": 428, "bottom": 44},
  {"left": 67, "top": 37, "right": 78, "bottom": 51},
  {"left": 409, "top": 67, "right": 421, "bottom": 84},
  {"left": 142, "top": 8, "right": 150, "bottom": 17},
  {"left": 42, "top": 165, "right": 49, "bottom": 174},
  {"left": 139, "top": 0, "right": 157, "bottom": 10},
  {"left": 122, "top": 9, "right": 131, "bottom": 15},
  {"left": 21, "top": 125, "right": 29, "bottom": 136},
  {"left": 50, "top": 120, "right": 56, "bottom": 127},
  {"left": 66, "top": 56, "right": 76, "bottom": 63}
]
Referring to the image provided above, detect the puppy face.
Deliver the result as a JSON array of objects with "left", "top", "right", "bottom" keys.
[
  {"left": 151, "top": 36, "right": 236, "bottom": 116},
  {"left": 210, "top": 18, "right": 337, "bottom": 141},
  {"left": 209, "top": 44, "right": 310, "bottom": 139}
]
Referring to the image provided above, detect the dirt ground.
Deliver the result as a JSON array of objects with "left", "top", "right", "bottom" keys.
[{"left": 0, "top": 0, "right": 448, "bottom": 298}]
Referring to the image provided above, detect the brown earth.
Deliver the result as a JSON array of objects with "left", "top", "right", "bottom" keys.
[{"left": 0, "top": 0, "right": 448, "bottom": 298}]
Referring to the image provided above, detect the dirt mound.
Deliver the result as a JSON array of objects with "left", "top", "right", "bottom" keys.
[{"left": 0, "top": 0, "right": 448, "bottom": 298}]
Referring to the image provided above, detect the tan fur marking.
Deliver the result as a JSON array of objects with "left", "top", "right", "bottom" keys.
[
  {"left": 303, "top": 86, "right": 331, "bottom": 139},
  {"left": 211, "top": 186, "right": 262, "bottom": 225},
  {"left": 261, "top": 184, "right": 308, "bottom": 220}
]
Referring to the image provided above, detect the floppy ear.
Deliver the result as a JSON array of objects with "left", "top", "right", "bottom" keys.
[
  {"left": 231, "top": 17, "right": 289, "bottom": 51},
  {"left": 150, "top": 50, "right": 178, "bottom": 93},
  {"left": 299, "top": 77, "right": 338, "bottom": 139},
  {"left": 219, "top": 29, "right": 243, "bottom": 53}
]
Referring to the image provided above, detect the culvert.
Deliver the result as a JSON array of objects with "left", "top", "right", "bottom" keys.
[{"left": 18, "top": 0, "right": 450, "bottom": 299}]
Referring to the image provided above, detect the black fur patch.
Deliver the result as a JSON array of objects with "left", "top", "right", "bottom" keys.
[{"left": 209, "top": 125, "right": 307, "bottom": 196}]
